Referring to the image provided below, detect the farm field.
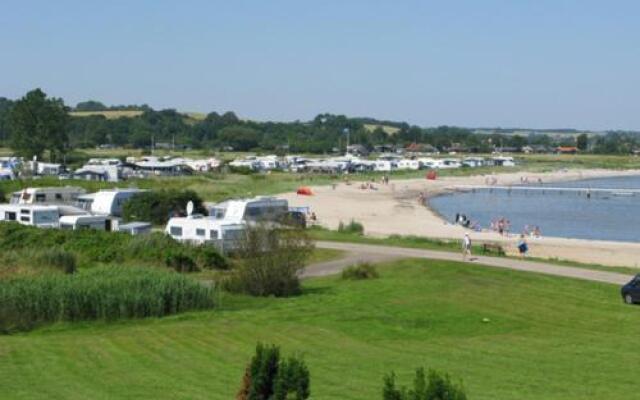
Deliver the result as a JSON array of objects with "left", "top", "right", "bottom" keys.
[{"left": 1, "top": 259, "right": 637, "bottom": 400}]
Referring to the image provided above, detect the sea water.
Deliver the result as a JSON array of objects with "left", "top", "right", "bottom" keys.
[{"left": 429, "top": 175, "right": 640, "bottom": 242}]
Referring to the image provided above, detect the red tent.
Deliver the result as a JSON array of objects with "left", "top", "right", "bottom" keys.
[
  {"left": 296, "top": 186, "right": 313, "bottom": 196},
  {"left": 426, "top": 170, "right": 437, "bottom": 180}
]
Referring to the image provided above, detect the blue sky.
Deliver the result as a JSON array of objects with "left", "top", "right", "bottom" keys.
[{"left": 1, "top": 1, "right": 638, "bottom": 130}]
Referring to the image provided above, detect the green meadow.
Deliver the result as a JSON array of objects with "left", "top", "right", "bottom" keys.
[{"left": 1, "top": 259, "right": 636, "bottom": 400}]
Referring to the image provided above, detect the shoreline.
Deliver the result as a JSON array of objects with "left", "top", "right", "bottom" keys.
[{"left": 282, "top": 168, "right": 640, "bottom": 268}]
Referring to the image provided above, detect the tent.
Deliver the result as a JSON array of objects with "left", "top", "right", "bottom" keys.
[
  {"left": 296, "top": 186, "right": 313, "bottom": 196},
  {"left": 426, "top": 170, "right": 437, "bottom": 180}
]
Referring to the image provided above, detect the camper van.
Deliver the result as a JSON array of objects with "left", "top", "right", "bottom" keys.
[
  {"left": 77, "top": 189, "right": 146, "bottom": 217},
  {"left": 59, "top": 215, "right": 109, "bottom": 231},
  {"left": 165, "top": 214, "right": 245, "bottom": 251},
  {"left": 10, "top": 187, "right": 87, "bottom": 205},
  {"left": 209, "top": 197, "right": 289, "bottom": 224},
  {"left": 0, "top": 204, "right": 60, "bottom": 228},
  {"left": 492, "top": 156, "right": 516, "bottom": 167},
  {"left": 396, "top": 159, "right": 420, "bottom": 170}
]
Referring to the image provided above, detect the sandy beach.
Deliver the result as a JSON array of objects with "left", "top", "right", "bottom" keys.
[{"left": 282, "top": 169, "right": 640, "bottom": 268}]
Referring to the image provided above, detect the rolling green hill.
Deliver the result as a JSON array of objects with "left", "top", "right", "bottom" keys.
[{"left": 0, "top": 259, "right": 636, "bottom": 399}]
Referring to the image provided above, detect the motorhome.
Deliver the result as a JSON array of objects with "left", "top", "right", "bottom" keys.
[
  {"left": 59, "top": 215, "right": 109, "bottom": 231},
  {"left": 0, "top": 204, "right": 59, "bottom": 228},
  {"left": 165, "top": 214, "right": 245, "bottom": 251},
  {"left": 209, "top": 196, "right": 289, "bottom": 224},
  {"left": 116, "top": 221, "right": 152, "bottom": 235},
  {"left": 396, "top": 159, "right": 421, "bottom": 170},
  {"left": 492, "top": 156, "right": 516, "bottom": 167},
  {"left": 417, "top": 158, "right": 440, "bottom": 169},
  {"left": 10, "top": 187, "right": 87, "bottom": 205},
  {"left": 440, "top": 159, "right": 462, "bottom": 169},
  {"left": 462, "top": 157, "right": 486, "bottom": 168},
  {"left": 77, "top": 188, "right": 146, "bottom": 217}
]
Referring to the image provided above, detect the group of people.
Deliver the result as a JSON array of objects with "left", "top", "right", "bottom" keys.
[{"left": 490, "top": 218, "right": 511, "bottom": 236}]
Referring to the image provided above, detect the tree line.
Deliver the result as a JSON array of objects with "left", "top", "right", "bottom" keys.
[{"left": 1, "top": 89, "right": 638, "bottom": 160}]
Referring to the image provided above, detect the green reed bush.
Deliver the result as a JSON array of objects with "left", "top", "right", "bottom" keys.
[{"left": 0, "top": 266, "right": 216, "bottom": 333}]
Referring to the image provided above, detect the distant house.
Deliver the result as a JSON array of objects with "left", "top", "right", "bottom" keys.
[
  {"left": 346, "top": 144, "right": 369, "bottom": 156},
  {"left": 556, "top": 146, "right": 578, "bottom": 155},
  {"left": 405, "top": 143, "right": 438, "bottom": 154},
  {"left": 373, "top": 144, "right": 398, "bottom": 154},
  {"left": 73, "top": 169, "right": 108, "bottom": 181},
  {"left": 522, "top": 145, "right": 551, "bottom": 154}
]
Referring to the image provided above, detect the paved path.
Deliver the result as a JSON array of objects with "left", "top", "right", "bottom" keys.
[{"left": 303, "top": 241, "right": 633, "bottom": 285}]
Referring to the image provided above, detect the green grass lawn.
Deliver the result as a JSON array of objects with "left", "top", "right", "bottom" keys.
[{"left": 1, "top": 259, "right": 637, "bottom": 399}]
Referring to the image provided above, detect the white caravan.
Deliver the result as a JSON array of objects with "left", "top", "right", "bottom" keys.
[
  {"left": 78, "top": 188, "right": 146, "bottom": 217},
  {"left": 440, "top": 159, "right": 462, "bottom": 169},
  {"left": 0, "top": 204, "right": 60, "bottom": 228},
  {"left": 492, "top": 156, "right": 516, "bottom": 167},
  {"left": 209, "top": 196, "right": 289, "bottom": 224},
  {"left": 396, "top": 159, "right": 420, "bottom": 170},
  {"left": 116, "top": 221, "right": 152, "bottom": 235},
  {"left": 165, "top": 214, "right": 245, "bottom": 251},
  {"left": 10, "top": 187, "right": 87, "bottom": 205},
  {"left": 462, "top": 157, "right": 486, "bottom": 168},
  {"left": 59, "top": 215, "right": 109, "bottom": 231}
]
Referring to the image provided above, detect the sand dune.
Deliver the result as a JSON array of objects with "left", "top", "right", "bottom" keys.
[{"left": 282, "top": 169, "right": 640, "bottom": 268}]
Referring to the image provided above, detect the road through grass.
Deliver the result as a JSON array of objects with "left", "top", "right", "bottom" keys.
[{"left": 1, "top": 259, "right": 638, "bottom": 400}]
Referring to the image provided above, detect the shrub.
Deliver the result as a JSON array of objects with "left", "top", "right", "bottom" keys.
[
  {"left": 122, "top": 189, "right": 207, "bottom": 225},
  {"left": 383, "top": 368, "right": 467, "bottom": 400},
  {"left": 338, "top": 219, "right": 364, "bottom": 235},
  {"left": 342, "top": 262, "right": 379, "bottom": 280},
  {"left": 0, "top": 224, "right": 227, "bottom": 274},
  {"left": 237, "top": 343, "right": 310, "bottom": 400},
  {"left": 0, "top": 266, "right": 216, "bottom": 333},
  {"left": 199, "top": 245, "right": 230, "bottom": 270},
  {"left": 226, "top": 225, "right": 314, "bottom": 297},
  {"left": 33, "top": 247, "right": 77, "bottom": 274},
  {"left": 165, "top": 251, "right": 198, "bottom": 273}
]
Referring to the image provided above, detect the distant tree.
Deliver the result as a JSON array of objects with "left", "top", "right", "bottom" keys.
[
  {"left": 9, "top": 89, "right": 69, "bottom": 161},
  {"left": 0, "top": 97, "right": 14, "bottom": 144},
  {"left": 576, "top": 133, "right": 588, "bottom": 151},
  {"left": 122, "top": 190, "right": 206, "bottom": 225},
  {"left": 75, "top": 100, "right": 107, "bottom": 111},
  {"left": 218, "top": 125, "right": 261, "bottom": 151}
]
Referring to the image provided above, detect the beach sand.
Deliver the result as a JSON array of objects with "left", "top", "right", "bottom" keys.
[{"left": 282, "top": 169, "right": 640, "bottom": 268}]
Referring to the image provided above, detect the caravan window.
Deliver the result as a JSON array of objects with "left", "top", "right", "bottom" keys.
[
  {"left": 60, "top": 223, "right": 74, "bottom": 230},
  {"left": 209, "top": 230, "right": 219, "bottom": 239},
  {"left": 55, "top": 194, "right": 63, "bottom": 200},
  {"left": 20, "top": 216, "right": 30, "bottom": 222},
  {"left": 169, "top": 226, "right": 183, "bottom": 237},
  {"left": 5, "top": 212, "right": 16, "bottom": 221},
  {"left": 196, "top": 228, "right": 205, "bottom": 237},
  {"left": 35, "top": 194, "right": 46, "bottom": 202}
]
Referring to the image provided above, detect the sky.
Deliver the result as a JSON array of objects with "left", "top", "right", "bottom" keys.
[{"left": 1, "top": 0, "right": 639, "bottom": 130}]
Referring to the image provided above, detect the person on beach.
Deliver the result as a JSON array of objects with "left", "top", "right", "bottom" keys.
[
  {"left": 517, "top": 234, "right": 528, "bottom": 258},
  {"left": 462, "top": 233, "right": 472, "bottom": 261}
]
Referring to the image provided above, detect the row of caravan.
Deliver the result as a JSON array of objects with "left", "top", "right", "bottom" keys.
[
  {"left": 0, "top": 203, "right": 151, "bottom": 233},
  {"left": 1, "top": 187, "right": 303, "bottom": 253},
  {"left": 9, "top": 187, "right": 145, "bottom": 217}
]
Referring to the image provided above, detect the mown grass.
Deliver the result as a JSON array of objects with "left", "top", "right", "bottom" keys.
[
  {"left": 0, "top": 259, "right": 637, "bottom": 399},
  {"left": 0, "top": 266, "right": 215, "bottom": 333}
]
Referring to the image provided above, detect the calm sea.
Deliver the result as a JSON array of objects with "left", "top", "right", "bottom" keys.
[{"left": 429, "top": 175, "right": 640, "bottom": 242}]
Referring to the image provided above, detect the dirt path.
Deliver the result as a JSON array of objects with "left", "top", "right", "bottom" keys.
[{"left": 303, "top": 241, "right": 633, "bottom": 285}]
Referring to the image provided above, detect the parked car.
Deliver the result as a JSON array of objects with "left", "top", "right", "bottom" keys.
[{"left": 621, "top": 274, "right": 640, "bottom": 304}]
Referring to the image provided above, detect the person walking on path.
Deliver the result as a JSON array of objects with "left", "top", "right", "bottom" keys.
[
  {"left": 517, "top": 234, "right": 529, "bottom": 258},
  {"left": 462, "top": 233, "right": 472, "bottom": 261}
]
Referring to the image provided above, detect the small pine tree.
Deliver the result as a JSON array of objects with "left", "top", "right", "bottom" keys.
[
  {"left": 239, "top": 344, "right": 310, "bottom": 400},
  {"left": 382, "top": 368, "right": 466, "bottom": 400}
]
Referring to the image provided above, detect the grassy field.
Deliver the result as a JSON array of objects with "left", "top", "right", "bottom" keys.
[
  {"left": 69, "top": 110, "right": 145, "bottom": 119},
  {"left": 0, "top": 259, "right": 637, "bottom": 399}
]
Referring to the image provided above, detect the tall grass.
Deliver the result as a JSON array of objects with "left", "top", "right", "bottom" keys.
[{"left": 0, "top": 266, "right": 216, "bottom": 333}]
